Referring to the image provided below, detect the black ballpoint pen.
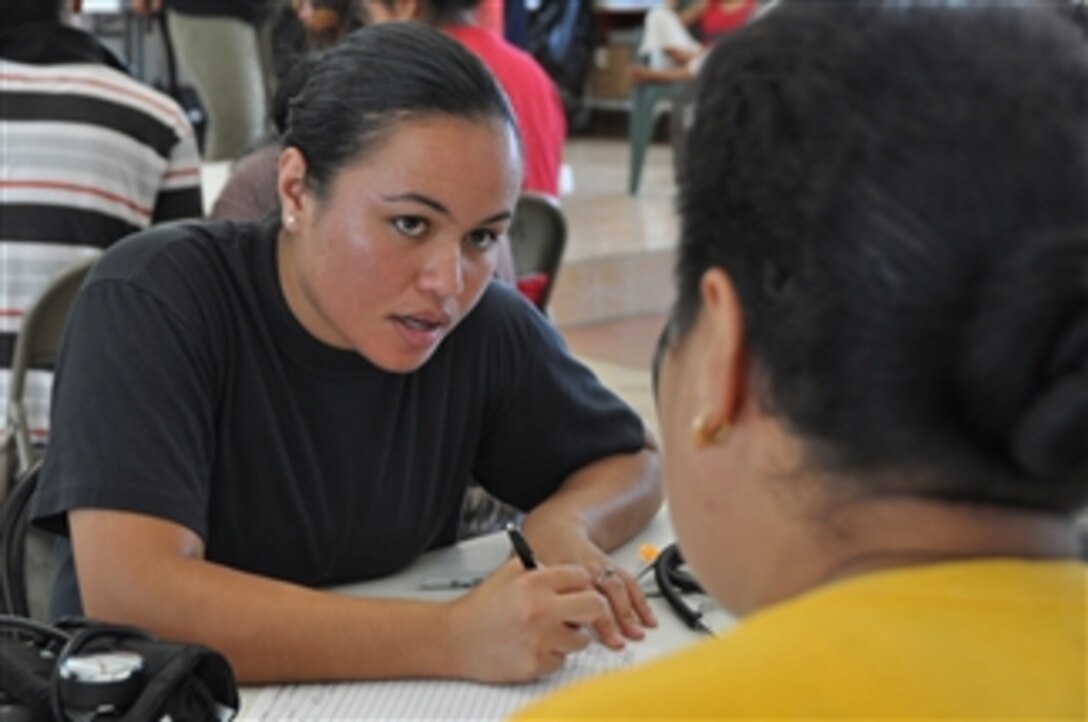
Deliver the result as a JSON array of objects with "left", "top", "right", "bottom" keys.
[{"left": 506, "top": 524, "right": 538, "bottom": 570}]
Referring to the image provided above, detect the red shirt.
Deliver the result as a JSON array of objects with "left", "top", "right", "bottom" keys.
[
  {"left": 475, "top": 0, "right": 504, "bottom": 35},
  {"left": 444, "top": 24, "right": 566, "bottom": 198},
  {"left": 700, "top": 0, "right": 756, "bottom": 41}
]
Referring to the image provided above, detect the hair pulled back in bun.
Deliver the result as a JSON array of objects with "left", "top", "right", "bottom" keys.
[{"left": 670, "top": 1, "right": 1088, "bottom": 513}]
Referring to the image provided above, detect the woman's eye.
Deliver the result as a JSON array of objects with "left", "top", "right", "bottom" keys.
[
  {"left": 393, "top": 216, "right": 428, "bottom": 238},
  {"left": 467, "top": 229, "right": 499, "bottom": 250}
]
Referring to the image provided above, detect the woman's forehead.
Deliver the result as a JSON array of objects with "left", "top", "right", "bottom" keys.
[
  {"left": 368, "top": 114, "right": 518, "bottom": 161},
  {"left": 319, "top": 115, "right": 521, "bottom": 212}
]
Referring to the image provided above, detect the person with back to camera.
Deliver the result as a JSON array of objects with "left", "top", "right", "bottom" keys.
[
  {"left": 361, "top": 0, "right": 567, "bottom": 199},
  {"left": 29, "top": 23, "right": 662, "bottom": 684},
  {"left": 0, "top": 0, "right": 202, "bottom": 460},
  {"left": 518, "top": 2, "right": 1087, "bottom": 718}
]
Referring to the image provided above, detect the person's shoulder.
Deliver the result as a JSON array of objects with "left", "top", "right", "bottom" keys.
[
  {"left": 461, "top": 281, "right": 543, "bottom": 331},
  {"left": 447, "top": 282, "right": 561, "bottom": 359},
  {"left": 16, "top": 54, "right": 196, "bottom": 139},
  {"left": 446, "top": 25, "right": 549, "bottom": 75},
  {"left": 209, "top": 143, "right": 280, "bottom": 222},
  {"left": 82, "top": 64, "right": 194, "bottom": 135},
  {"left": 91, "top": 219, "right": 248, "bottom": 285}
]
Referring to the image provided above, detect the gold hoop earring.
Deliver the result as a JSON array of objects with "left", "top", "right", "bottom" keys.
[{"left": 692, "top": 412, "right": 730, "bottom": 447}]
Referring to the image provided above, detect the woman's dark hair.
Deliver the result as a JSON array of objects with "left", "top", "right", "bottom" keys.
[
  {"left": 281, "top": 22, "right": 517, "bottom": 197},
  {"left": 271, "top": 55, "right": 315, "bottom": 136},
  {"left": 672, "top": 2, "right": 1088, "bottom": 512}
]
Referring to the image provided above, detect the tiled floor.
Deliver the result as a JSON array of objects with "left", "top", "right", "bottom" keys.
[
  {"left": 562, "top": 313, "right": 668, "bottom": 437},
  {"left": 547, "top": 137, "right": 679, "bottom": 330},
  {"left": 552, "top": 135, "right": 676, "bottom": 370},
  {"left": 561, "top": 312, "right": 667, "bottom": 371},
  {"left": 559, "top": 138, "right": 679, "bottom": 263},
  {"left": 550, "top": 134, "right": 677, "bottom": 427}
]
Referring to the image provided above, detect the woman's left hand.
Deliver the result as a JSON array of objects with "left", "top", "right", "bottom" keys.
[{"left": 520, "top": 519, "right": 658, "bottom": 650}]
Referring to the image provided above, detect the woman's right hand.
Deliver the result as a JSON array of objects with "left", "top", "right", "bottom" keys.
[{"left": 443, "top": 558, "right": 611, "bottom": 683}]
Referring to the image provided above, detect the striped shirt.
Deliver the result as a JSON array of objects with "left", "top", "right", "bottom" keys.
[{"left": 1, "top": 23, "right": 202, "bottom": 443}]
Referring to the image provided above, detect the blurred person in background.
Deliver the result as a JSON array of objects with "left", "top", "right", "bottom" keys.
[
  {"left": 271, "top": 0, "right": 363, "bottom": 79},
  {"left": 696, "top": 0, "right": 756, "bottom": 41},
  {"left": 132, "top": 0, "right": 274, "bottom": 161},
  {"left": 0, "top": 0, "right": 201, "bottom": 458},
  {"left": 632, "top": 0, "right": 757, "bottom": 85},
  {"left": 362, "top": 0, "right": 566, "bottom": 199}
]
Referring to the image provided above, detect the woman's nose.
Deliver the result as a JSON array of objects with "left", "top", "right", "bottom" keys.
[{"left": 420, "top": 240, "right": 464, "bottom": 298}]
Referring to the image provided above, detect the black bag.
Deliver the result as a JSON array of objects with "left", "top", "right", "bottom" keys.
[
  {"left": 0, "top": 615, "right": 238, "bottom": 721},
  {"left": 527, "top": 0, "right": 596, "bottom": 116},
  {"left": 155, "top": 12, "right": 207, "bottom": 152}
]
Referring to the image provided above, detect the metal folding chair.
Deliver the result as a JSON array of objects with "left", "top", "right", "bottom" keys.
[
  {"left": 1, "top": 254, "right": 100, "bottom": 499},
  {"left": 508, "top": 193, "right": 568, "bottom": 313}
]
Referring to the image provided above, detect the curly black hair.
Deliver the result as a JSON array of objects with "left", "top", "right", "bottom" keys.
[{"left": 669, "top": 1, "right": 1088, "bottom": 512}]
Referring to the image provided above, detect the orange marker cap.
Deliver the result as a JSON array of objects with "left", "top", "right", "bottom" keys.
[{"left": 638, "top": 543, "right": 661, "bottom": 564}]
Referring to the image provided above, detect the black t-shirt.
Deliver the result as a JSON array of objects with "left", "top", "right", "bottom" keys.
[{"left": 32, "top": 220, "right": 646, "bottom": 615}]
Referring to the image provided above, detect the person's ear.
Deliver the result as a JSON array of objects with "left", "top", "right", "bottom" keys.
[
  {"left": 277, "top": 147, "right": 310, "bottom": 232},
  {"left": 691, "top": 268, "right": 748, "bottom": 447}
]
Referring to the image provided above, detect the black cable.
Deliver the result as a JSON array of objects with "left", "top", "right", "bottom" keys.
[
  {"left": 652, "top": 543, "right": 714, "bottom": 636},
  {"left": 0, "top": 613, "right": 70, "bottom": 647},
  {"left": 0, "top": 461, "right": 42, "bottom": 616}
]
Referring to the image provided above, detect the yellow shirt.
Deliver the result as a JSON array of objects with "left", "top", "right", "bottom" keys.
[{"left": 515, "top": 560, "right": 1087, "bottom": 721}]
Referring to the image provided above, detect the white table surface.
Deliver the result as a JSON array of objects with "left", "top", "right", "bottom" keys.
[
  {"left": 201, "top": 161, "right": 232, "bottom": 216},
  {"left": 238, "top": 507, "right": 734, "bottom": 716}
]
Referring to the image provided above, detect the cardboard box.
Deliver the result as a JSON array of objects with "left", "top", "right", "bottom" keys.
[{"left": 589, "top": 43, "right": 635, "bottom": 100}]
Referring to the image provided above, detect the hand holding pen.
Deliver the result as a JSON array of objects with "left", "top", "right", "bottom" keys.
[
  {"left": 507, "top": 522, "right": 658, "bottom": 652},
  {"left": 507, "top": 524, "right": 538, "bottom": 570},
  {"left": 505, "top": 524, "right": 656, "bottom": 651},
  {"left": 441, "top": 526, "right": 616, "bottom": 683}
]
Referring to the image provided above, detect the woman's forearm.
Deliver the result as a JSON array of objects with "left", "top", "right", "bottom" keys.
[
  {"left": 70, "top": 509, "right": 611, "bottom": 685},
  {"left": 80, "top": 550, "right": 457, "bottom": 683},
  {"left": 522, "top": 440, "right": 662, "bottom": 555}
]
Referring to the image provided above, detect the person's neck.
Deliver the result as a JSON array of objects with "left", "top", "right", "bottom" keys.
[
  {"left": 755, "top": 497, "right": 1079, "bottom": 612},
  {"left": 436, "top": 10, "right": 476, "bottom": 28},
  {"left": 832, "top": 499, "right": 1078, "bottom": 573}
]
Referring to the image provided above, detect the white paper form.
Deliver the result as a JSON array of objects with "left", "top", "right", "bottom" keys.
[{"left": 241, "top": 645, "right": 634, "bottom": 721}]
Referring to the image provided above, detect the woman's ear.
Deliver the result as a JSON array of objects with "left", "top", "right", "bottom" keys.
[
  {"left": 691, "top": 268, "right": 748, "bottom": 445},
  {"left": 277, "top": 147, "right": 309, "bottom": 230}
]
